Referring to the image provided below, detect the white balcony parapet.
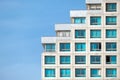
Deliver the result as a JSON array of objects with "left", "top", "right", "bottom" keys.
[
  {"left": 55, "top": 24, "right": 71, "bottom": 31},
  {"left": 86, "top": 0, "right": 102, "bottom": 4},
  {"left": 87, "top": 10, "right": 102, "bottom": 14},
  {"left": 55, "top": 24, "right": 86, "bottom": 31},
  {"left": 41, "top": 37, "right": 56, "bottom": 43},
  {"left": 70, "top": 10, "right": 102, "bottom": 17},
  {"left": 70, "top": 10, "right": 87, "bottom": 17},
  {"left": 56, "top": 37, "right": 71, "bottom": 41},
  {"left": 41, "top": 37, "right": 71, "bottom": 43}
]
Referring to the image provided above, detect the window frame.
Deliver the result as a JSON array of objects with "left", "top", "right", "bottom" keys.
[
  {"left": 91, "top": 69, "right": 101, "bottom": 77},
  {"left": 106, "top": 3, "right": 117, "bottom": 12},
  {"left": 74, "top": 17, "right": 86, "bottom": 24},
  {"left": 106, "top": 16, "right": 117, "bottom": 25},
  {"left": 106, "top": 68, "right": 117, "bottom": 77},
  {"left": 90, "top": 43, "right": 101, "bottom": 51},
  {"left": 45, "top": 56, "right": 55, "bottom": 64},
  {"left": 75, "top": 43, "right": 86, "bottom": 51},
  {"left": 90, "top": 16, "right": 101, "bottom": 25},
  {"left": 45, "top": 69, "right": 55, "bottom": 77},
  {"left": 106, "top": 56, "right": 116, "bottom": 64},
  {"left": 75, "top": 69, "right": 86, "bottom": 77},
  {"left": 60, "top": 69, "right": 71, "bottom": 77},
  {"left": 106, "top": 42, "right": 117, "bottom": 51},
  {"left": 106, "top": 29, "right": 117, "bottom": 38},
  {"left": 60, "top": 43, "right": 70, "bottom": 52},
  {"left": 90, "top": 56, "right": 101, "bottom": 64},
  {"left": 75, "top": 30, "right": 86, "bottom": 38},
  {"left": 75, "top": 56, "right": 86, "bottom": 64},
  {"left": 45, "top": 44, "right": 55, "bottom": 52},
  {"left": 90, "top": 30, "right": 101, "bottom": 38},
  {"left": 60, "top": 56, "right": 70, "bottom": 64}
]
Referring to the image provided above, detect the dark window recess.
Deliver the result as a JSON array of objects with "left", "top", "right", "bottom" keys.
[{"left": 106, "top": 56, "right": 110, "bottom": 63}]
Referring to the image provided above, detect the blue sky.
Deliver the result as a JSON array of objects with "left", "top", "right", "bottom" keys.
[{"left": 0, "top": 0, "right": 85, "bottom": 80}]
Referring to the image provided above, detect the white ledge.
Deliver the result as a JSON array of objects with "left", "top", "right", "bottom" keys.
[
  {"left": 70, "top": 10, "right": 102, "bottom": 17},
  {"left": 55, "top": 24, "right": 86, "bottom": 31},
  {"left": 70, "top": 10, "right": 87, "bottom": 17},
  {"left": 41, "top": 37, "right": 56, "bottom": 43},
  {"left": 86, "top": 0, "right": 102, "bottom": 4},
  {"left": 41, "top": 37, "right": 71, "bottom": 43}
]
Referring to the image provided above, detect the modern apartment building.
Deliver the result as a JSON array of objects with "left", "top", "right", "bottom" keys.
[{"left": 41, "top": 0, "right": 120, "bottom": 80}]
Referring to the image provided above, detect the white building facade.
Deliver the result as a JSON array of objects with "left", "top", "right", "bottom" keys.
[{"left": 41, "top": 0, "right": 120, "bottom": 80}]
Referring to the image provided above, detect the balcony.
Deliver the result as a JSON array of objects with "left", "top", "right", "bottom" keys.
[
  {"left": 87, "top": 10, "right": 102, "bottom": 14},
  {"left": 55, "top": 24, "right": 86, "bottom": 31},
  {"left": 41, "top": 37, "right": 71, "bottom": 43},
  {"left": 70, "top": 10, "right": 87, "bottom": 17},
  {"left": 41, "top": 37, "right": 56, "bottom": 43},
  {"left": 70, "top": 10, "right": 102, "bottom": 17}
]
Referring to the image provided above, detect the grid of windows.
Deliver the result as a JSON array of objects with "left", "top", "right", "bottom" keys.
[
  {"left": 43, "top": 2, "right": 119, "bottom": 79},
  {"left": 44, "top": 68, "right": 118, "bottom": 78},
  {"left": 74, "top": 17, "right": 86, "bottom": 24},
  {"left": 90, "top": 17, "right": 101, "bottom": 25}
]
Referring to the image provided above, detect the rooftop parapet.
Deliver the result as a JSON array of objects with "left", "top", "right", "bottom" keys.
[{"left": 86, "top": 0, "right": 102, "bottom": 4}]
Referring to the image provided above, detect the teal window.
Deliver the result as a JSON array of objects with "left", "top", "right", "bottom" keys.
[
  {"left": 60, "top": 69, "right": 70, "bottom": 77},
  {"left": 90, "top": 30, "right": 101, "bottom": 38},
  {"left": 60, "top": 56, "right": 70, "bottom": 64},
  {"left": 75, "top": 56, "right": 86, "bottom": 64},
  {"left": 45, "top": 69, "right": 55, "bottom": 77},
  {"left": 106, "top": 68, "right": 117, "bottom": 77},
  {"left": 90, "top": 17, "right": 101, "bottom": 25},
  {"left": 106, "top": 42, "right": 116, "bottom": 51},
  {"left": 45, "top": 56, "right": 55, "bottom": 64},
  {"left": 75, "top": 69, "right": 86, "bottom": 77},
  {"left": 106, "top": 56, "right": 116, "bottom": 64},
  {"left": 75, "top": 30, "right": 86, "bottom": 38},
  {"left": 91, "top": 69, "right": 101, "bottom": 77},
  {"left": 91, "top": 56, "right": 101, "bottom": 64},
  {"left": 106, "top": 16, "right": 116, "bottom": 25},
  {"left": 106, "top": 3, "right": 116, "bottom": 12},
  {"left": 75, "top": 43, "right": 86, "bottom": 51},
  {"left": 90, "top": 43, "right": 101, "bottom": 51},
  {"left": 106, "top": 29, "right": 117, "bottom": 38},
  {"left": 60, "top": 43, "right": 70, "bottom": 52},
  {"left": 45, "top": 44, "right": 55, "bottom": 52},
  {"left": 74, "top": 17, "right": 86, "bottom": 24}
]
